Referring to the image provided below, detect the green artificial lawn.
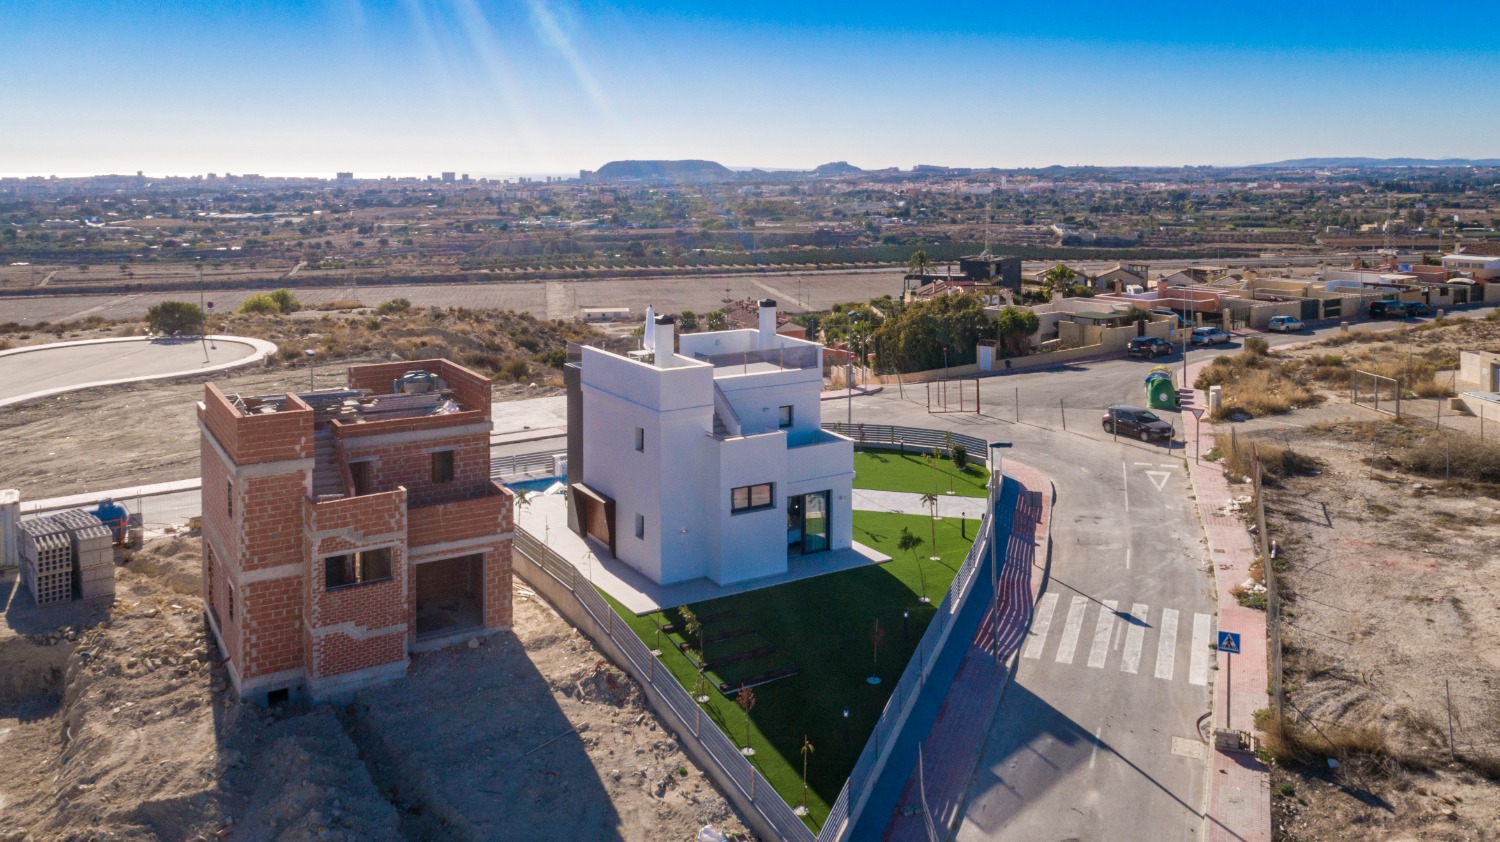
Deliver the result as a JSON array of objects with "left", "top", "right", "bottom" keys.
[
  {"left": 852, "top": 449, "right": 990, "bottom": 498},
  {"left": 602, "top": 510, "right": 975, "bottom": 831}
]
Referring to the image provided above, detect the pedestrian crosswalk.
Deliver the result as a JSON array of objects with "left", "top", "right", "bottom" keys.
[{"left": 1022, "top": 591, "right": 1212, "bottom": 686}]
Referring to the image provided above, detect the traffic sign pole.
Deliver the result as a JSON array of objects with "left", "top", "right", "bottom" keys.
[
  {"left": 1190, "top": 408, "right": 1205, "bottom": 463},
  {"left": 1217, "top": 631, "right": 1241, "bottom": 731}
]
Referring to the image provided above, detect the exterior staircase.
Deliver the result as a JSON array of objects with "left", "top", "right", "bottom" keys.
[{"left": 311, "top": 428, "right": 345, "bottom": 499}]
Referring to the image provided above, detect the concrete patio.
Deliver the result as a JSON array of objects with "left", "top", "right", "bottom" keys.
[{"left": 515, "top": 491, "right": 890, "bottom": 614}]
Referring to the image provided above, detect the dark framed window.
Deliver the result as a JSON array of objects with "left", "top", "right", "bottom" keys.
[
  {"left": 731, "top": 483, "right": 775, "bottom": 513},
  {"left": 226, "top": 480, "right": 233, "bottom": 519},
  {"left": 635, "top": 427, "right": 645, "bottom": 452},
  {"left": 325, "top": 548, "right": 394, "bottom": 591},
  {"left": 778, "top": 405, "right": 794, "bottom": 428},
  {"left": 431, "top": 450, "right": 455, "bottom": 483},
  {"left": 635, "top": 513, "right": 645, "bottom": 539}
]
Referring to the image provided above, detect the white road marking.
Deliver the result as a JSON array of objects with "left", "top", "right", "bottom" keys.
[
  {"left": 1125, "top": 547, "right": 1131, "bottom": 570},
  {"left": 1088, "top": 600, "right": 1118, "bottom": 669},
  {"left": 1155, "top": 609, "right": 1180, "bottom": 681},
  {"left": 1189, "top": 613, "right": 1212, "bottom": 686},
  {"left": 1089, "top": 726, "right": 1103, "bottom": 769},
  {"left": 1120, "top": 603, "right": 1148, "bottom": 674},
  {"left": 1055, "top": 596, "right": 1088, "bottom": 665},
  {"left": 1145, "top": 470, "right": 1171, "bottom": 492},
  {"left": 1122, "top": 463, "right": 1130, "bottom": 512},
  {"left": 1023, "top": 593, "right": 1059, "bottom": 660}
]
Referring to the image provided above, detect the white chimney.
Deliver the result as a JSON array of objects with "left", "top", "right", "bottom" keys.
[
  {"left": 757, "top": 298, "right": 777, "bottom": 350},
  {"left": 652, "top": 315, "right": 676, "bottom": 368}
]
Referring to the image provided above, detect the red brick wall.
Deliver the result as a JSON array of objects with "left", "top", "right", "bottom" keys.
[
  {"left": 199, "top": 384, "right": 313, "bottom": 465},
  {"left": 407, "top": 482, "right": 512, "bottom": 548},
  {"left": 241, "top": 575, "right": 303, "bottom": 679},
  {"left": 483, "top": 538, "right": 513, "bottom": 629},
  {"left": 415, "top": 555, "right": 475, "bottom": 604},
  {"left": 314, "top": 629, "right": 407, "bottom": 680},
  {"left": 305, "top": 489, "right": 409, "bottom": 680},
  {"left": 342, "top": 431, "right": 492, "bottom": 508}
]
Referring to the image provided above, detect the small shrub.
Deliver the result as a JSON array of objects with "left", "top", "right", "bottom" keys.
[
  {"left": 239, "top": 293, "right": 280, "bottom": 314},
  {"left": 503, "top": 358, "right": 531, "bottom": 381},
  {"left": 950, "top": 443, "right": 968, "bottom": 471},
  {"left": 1242, "top": 336, "right": 1269, "bottom": 356},
  {"left": 535, "top": 348, "right": 567, "bottom": 368},
  {"left": 268, "top": 288, "right": 300, "bottom": 313},
  {"left": 377, "top": 298, "right": 411, "bottom": 315},
  {"left": 146, "top": 301, "right": 205, "bottom": 335}
]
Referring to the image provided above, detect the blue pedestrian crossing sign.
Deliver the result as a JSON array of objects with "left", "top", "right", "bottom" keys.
[{"left": 1218, "top": 631, "right": 1241, "bottom": 654}]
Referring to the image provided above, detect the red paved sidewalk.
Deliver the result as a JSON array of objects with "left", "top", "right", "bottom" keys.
[
  {"left": 882, "top": 460, "right": 1053, "bottom": 842},
  {"left": 1181, "top": 373, "right": 1273, "bottom": 842}
]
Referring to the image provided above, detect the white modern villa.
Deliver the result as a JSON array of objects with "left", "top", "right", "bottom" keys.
[{"left": 562, "top": 300, "right": 856, "bottom": 588}]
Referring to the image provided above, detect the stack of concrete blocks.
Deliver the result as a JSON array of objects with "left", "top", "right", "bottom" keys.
[
  {"left": 52, "top": 509, "right": 116, "bottom": 601},
  {"left": 0, "top": 489, "right": 18, "bottom": 570},
  {"left": 20, "top": 517, "right": 74, "bottom": 606},
  {"left": 17, "top": 509, "right": 116, "bottom": 607}
]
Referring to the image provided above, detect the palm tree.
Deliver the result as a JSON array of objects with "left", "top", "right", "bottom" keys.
[
  {"left": 680, "top": 605, "right": 704, "bottom": 667},
  {"left": 906, "top": 249, "right": 930, "bottom": 279},
  {"left": 797, "top": 736, "right": 815, "bottom": 816},
  {"left": 737, "top": 686, "right": 757, "bottom": 754},
  {"left": 868, "top": 619, "right": 886, "bottom": 684},
  {"left": 899, "top": 526, "right": 930, "bottom": 604}
]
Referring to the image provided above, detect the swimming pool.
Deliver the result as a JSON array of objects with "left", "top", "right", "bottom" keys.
[{"left": 503, "top": 476, "right": 565, "bottom": 493}]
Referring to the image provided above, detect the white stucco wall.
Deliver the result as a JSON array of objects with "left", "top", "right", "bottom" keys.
[{"left": 580, "top": 330, "right": 853, "bottom": 589}]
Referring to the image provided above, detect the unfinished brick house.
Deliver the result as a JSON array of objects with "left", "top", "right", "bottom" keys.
[{"left": 199, "top": 359, "right": 513, "bottom": 703}]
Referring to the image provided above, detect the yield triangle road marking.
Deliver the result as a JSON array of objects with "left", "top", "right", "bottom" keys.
[{"left": 1144, "top": 470, "right": 1171, "bottom": 492}]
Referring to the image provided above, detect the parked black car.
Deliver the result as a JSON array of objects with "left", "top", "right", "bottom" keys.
[
  {"left": 1369, "top": 300, "right": 1420, "bottom": 319},
  {"left": 1127, "top": 337, "right": 1174, "bottom": 359},
  {"left": 1101, "top": 405, "right": 1175, "bottom": 442}
]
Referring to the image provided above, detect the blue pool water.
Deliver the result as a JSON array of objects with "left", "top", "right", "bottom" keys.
[{"left": 504, "top": 476, "right": 565, "bottom": 493}]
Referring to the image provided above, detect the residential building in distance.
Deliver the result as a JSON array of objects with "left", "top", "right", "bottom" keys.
[
  {"left": 198, "top": 359, "right": 513, "bottom": 704},
  {"left": 564, "top": 300, "right": 855, "bottom": 588}
]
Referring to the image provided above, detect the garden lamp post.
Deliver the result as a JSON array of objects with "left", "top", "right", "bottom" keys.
[
  {"left": 305, "top": 349, "right": 317, "bottom": 391},
  {"left": 842, "top": 706, "right": 850, "bottom": 747}
]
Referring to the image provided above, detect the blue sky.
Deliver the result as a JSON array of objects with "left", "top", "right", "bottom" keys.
[{"left": 2, "top": 1, "right": 1498, "bottom": 177}]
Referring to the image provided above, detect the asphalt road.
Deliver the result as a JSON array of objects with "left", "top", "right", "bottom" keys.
[{"left": 0, "top": 336, "right": 265, "bottom": 406}]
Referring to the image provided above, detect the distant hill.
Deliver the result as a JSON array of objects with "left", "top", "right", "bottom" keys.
[
  {"left": 813, "top": 161, "right": 863, "bottom": 176},
  {"left": 1253, "top": 157, "right": 1500, "bottom": 168},
  {"left": 591, "top": 160, "right": 734, "bottom": 183}
]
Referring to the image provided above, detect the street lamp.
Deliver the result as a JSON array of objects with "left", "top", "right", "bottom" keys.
[
  {"left": 842, "top": 706, "right": 850, "bottom": 746},
  {"left": 304, "top": 348, "right": 317, "bottom": 392}
]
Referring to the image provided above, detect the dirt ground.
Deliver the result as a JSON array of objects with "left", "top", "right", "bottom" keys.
[
  {"left": 0, "top": 355, "right": 561, "bottom": 502},
  {"left": 1233, "top": 418, "right": 1500, "bottom": 840},
  {"left": 0, "top": 536, "right": 749, "bottom": 841}
]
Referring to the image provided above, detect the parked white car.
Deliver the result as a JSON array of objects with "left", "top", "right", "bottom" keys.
[
  {"left": 1190, "top": 326, "right": 1231, "bottom": 346},
  {"left": 1267, "top": 315, "right": 1305, "bottom": 333}
]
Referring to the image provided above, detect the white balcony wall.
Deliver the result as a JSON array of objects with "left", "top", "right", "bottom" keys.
[{"left": 712, "top": 432, "right": 790, "bottom": 585}]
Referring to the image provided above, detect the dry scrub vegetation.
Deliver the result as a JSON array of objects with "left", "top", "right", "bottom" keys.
[
  {"left": 1229, "top": 418, "right": 1500, "bottom": 840},
  {"left": 0, "top": 301, "right": 605, "bottom": 386},
  {"left": 1197, "top": 312, "right": 1500, "bottom": 421}
]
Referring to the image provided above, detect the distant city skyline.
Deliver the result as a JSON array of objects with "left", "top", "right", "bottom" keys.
[{"left": 4, "top": 0, "right": 1498, "bottom": 178}]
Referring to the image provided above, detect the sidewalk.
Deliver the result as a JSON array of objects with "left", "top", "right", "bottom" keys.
[
  {"left": 881, "top": 460, "right": 1052, "bottom": 842},
  {"left": 1180, "top": 371, "right": 1272, "bottom": 842},
  {"left": 851, "top": 488, "right": 989, "bottom": 519}
]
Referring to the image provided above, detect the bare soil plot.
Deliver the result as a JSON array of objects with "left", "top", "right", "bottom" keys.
[
  {"left": 1224, "top": 419, "right": 1500, "bottom": 840},
  {"left": 0, "top": 535, "right": 749, "bottom": 841}
]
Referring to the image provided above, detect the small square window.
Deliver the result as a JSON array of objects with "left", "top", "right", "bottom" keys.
[
  {"left": 431, "top": 450, "right": 455, "bottom": 483},
  {"left": 226, "top": 480, "right": 233, "bottom": 519},
  {"left": 227, "top": 580, "right": 235, "bottom": 621},
  {"left": 778, "top": 405, "right": 794, "bottom": 428},
  {"left": 325, "top": 548, "right": 394, "bottom": 590},
  {"left": 635, "top": 513, "right": 645, "bottom": 539},
  {"left": 634, "top": 427, "right": 645, "bottom": 452},
  {"left": 731, "top": 483, "right": 775, "bottom": 513}
]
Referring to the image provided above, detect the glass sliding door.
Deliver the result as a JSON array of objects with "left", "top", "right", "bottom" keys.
[{"left": 801, "top": 491, "right": 829, "bottom": 554}]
